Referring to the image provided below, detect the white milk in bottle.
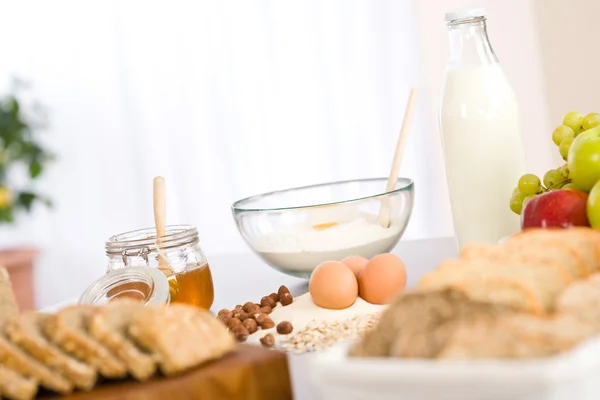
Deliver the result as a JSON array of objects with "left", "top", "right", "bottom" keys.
[{"left": 440, "top": 9, "right": 526, "bottom": 248}]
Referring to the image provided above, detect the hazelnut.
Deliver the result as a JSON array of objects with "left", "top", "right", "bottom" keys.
[
  {"left": 255, "top": 313, "right": 275, "bottom": 329},
  {"left": 231, "top": 325, "right": 249, "bottom": 342},
  {"left": 218, "top": 309, "right": 233, "bottom": 318},
  {"left": 261, "top": 317, "right": 276, "bottom": 330},
  {"left": 227, "top": 317, "right": 242, "bottom": 330},
  {"left": 242, "top": 302, "right": 256, "bottom": 313},
  {"left": 278, "top": 285, "right": 290, "bottom": 298},
  {"left": 280, "top": 292, "right": 293, "bottom": 306},
  {"left": 218, "top": 314, "right": 232, "bottom": 325},
  {"left": 255, "top": 313, "right": 268, "bottom": 325},
  {"left": 243, "top": 319, "right": 258, "bottom": 334},
  {"left": 260, "top": 296, "right": 276, "bottom": 308},
  {"left": 260, "top": 333, "right": 275, "bottom": 347},
  {"left": 269, "top": 293, "right": 279, "bottom": 303},
  {"left": 259, "top": 306, "right": 272, "bottom": 314},
  {"left": 276, "top": 321, "right": 293, "bottom": 335},
  {"left": 238, "top": 312, "right": 253, "bottom": 322}
]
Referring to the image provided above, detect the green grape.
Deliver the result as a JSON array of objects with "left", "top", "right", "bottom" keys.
[
  {"left": 517, "top": 174, "right": 541, "bottom": 195},
  {"left": 552, "top": 125, "right": 575, "bottom": 146},
  {"left": 559, "top": 137, "right": 574, "bottom": 160},
  {"left": 510, "top": 189, "right": 526, "bottom": 215},
  {"left": 543, "top": 169, "right": 565, "bottom": 189},
  {"left": 559, "top": 163, "right": 570, "bottom": 178},
  {"left": 562, "top": 182, "right": 575, "bottom": 190},
  {"left": 582, "top": 113, "right": 600, "bottom": 131},
  {"left": 563, "top": 111, "right": 584, "bottom": 134}
]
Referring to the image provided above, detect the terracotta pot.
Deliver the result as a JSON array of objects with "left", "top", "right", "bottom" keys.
[{"left": 0, "top": 247, "right": 38, "bottom": 311}]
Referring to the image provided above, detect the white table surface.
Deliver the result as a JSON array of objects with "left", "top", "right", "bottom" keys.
[{"left": 44, "top": 236, "right": 458, "bottom": 399}]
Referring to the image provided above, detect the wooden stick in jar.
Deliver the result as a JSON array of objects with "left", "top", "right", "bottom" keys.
[
  {"left": 378, "top": 88, "right": 417, "bottom": 228},
  {"left": 153, "top": 176, "right": 174, "bottom": 276}
]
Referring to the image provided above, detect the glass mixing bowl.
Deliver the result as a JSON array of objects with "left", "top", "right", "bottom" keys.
[{"left": 232, "top": 177, "right": 414, "bottom": 278}]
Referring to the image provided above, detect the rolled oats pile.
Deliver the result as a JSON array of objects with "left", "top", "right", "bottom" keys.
[{"left": 280, "top": 312, "right": 381, "bottom": 354}]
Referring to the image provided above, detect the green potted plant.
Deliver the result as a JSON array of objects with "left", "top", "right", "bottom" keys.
[{"left": 0, "top": 81, "right": 53, "bottom": 311}]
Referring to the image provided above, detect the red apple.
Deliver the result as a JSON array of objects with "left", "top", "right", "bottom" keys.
[{"left": 521, "top": 189, "right": 590, "bottom": 229}]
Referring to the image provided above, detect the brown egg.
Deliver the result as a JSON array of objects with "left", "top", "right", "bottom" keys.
[
  {"left": 341, "top": 256, "right": 369, "bottom": 277},
  {"left": 309, "top": 261, "right": 358, "bottom": 310},
  {"left": 358, "top": 253, "right": 406, "bottom": 305}
]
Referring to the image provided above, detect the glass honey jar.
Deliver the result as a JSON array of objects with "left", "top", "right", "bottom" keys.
[{"left": 80, "top": 225, "right": 214, "bottom": 309}]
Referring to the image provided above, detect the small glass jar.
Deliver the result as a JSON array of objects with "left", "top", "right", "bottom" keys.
[{"left": 80, "top": 225, "right": 214, "bottom": 309}]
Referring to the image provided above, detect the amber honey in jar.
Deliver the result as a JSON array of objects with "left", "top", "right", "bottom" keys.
[{"left": 101, "top": 225, "right": 215, "bottom": 309}]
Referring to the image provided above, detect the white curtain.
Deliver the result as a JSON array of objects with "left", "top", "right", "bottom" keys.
[{"left": 0, "top": 0, "right": 451, "bottom": 308}]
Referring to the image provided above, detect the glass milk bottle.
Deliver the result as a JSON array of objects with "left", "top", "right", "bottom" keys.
[{"left": 440, "top": 8, "right": 526, "bottom": 248}]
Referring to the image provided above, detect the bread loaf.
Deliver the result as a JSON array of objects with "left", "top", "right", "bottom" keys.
[
  {"left": 89, "top": 300, "right": 156, "bottom": 381},
  {"left": 43, "top": 305, "right": 127, "bottom": 379},
  {"left": 5, "top": 312, "right": 97, "bottom": 391},
  {"left": 418, "top": 257, "right": 569, "bottom": 313},
  {"left": 128, "top": 304, "right": 236, "bottom": 376},
  {"left": 508, "top": 227, "right": 600, "bottom": 275},
  {"left": 0, "top": 365, "right": 37, "bottom": 400},
  {"left": 460, "top": 241, "right": 585, "bottom": 279}
]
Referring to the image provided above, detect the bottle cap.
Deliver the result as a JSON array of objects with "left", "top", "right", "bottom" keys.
[
  {"left": 79, "top": 267, "right": 170, "bottom": 306},
  {"left": 445, "top": 8, "right": 486, "bottom": 22}
]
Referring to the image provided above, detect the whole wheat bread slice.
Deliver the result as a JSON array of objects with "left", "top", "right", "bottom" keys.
[
  {"left": 6, "top": 312, "right": 97, "bottom": 390},
  {"left": 128, "top": 304, "right": 236, "bottom": 376},
  {"left": 44, "top": 305, "right": 126, "bottom": 379},
  {"left": 418, "top": 258, "right": 570, "bottom": 313},
  {"left": 0, "top": 267, "right": 71, "bottom": 395},
  {"left": 460, "top": 241, "right": 584, "bottom": 279},
  {"left": 348, "top": 289, "right": 516, "bottom": 359},
  {"left": 439, "top": 313, "right": 596, "bottom": 359},
  {"left": 508, "top": 227, "right": 600, "bottom": 275},
  {"left": 89, "top": 300, "right": 156, "bottom": 381},
  {"left": 0, "top": 267, "right": 18, "bottom": 323},
  {"left": 0, "top": 334, "right": 72, "bottom": 395},
  {"left": 0, "top": 365, "right": 37, "bottom": 400}
]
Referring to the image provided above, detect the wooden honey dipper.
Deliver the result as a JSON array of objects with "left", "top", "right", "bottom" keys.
[{"left": 153, "top": 176, "right": 179, "bottom": 299}]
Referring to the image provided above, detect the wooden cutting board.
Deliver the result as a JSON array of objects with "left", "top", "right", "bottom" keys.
[{"left": 38, "top": 345, "right": 292, "bottom": 400}]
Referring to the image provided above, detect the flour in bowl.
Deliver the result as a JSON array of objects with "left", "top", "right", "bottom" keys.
[{"left": 252, "top": 215, "right": 403, "bottom": 272}]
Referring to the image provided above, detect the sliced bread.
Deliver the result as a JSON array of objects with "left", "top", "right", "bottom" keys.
[
  {"left": 5, "top": 312, "right": 97, "bottom": 390},
  {"left": 0, "top": 365, "right": 37, "bottom": 400},
  {"left": 0, "top": 334, "right": 72, "bottom": 394},
  {"left": 348, "top": 288, "right": 515, "bottom": 359},
  {"left": 460, "top": 241, "right": 584, "bottom": 279},
  {"left": 128, "top": 304, "right": 236, "bottom": 376},
  {"left": 419, "top": 257, "right": 570, "bottom": 313},
  {"left": 508, "top": 227, "right": 600, "bottom": 275},
  {"left": 89, "top": 300, "right": 156, "bottom": 381},
  {"left": 439, "top": 313, "right": 596, "bottom": 359},
  {"left": 44, "top": 305, "right": 127, "bottom": 379},
  {"left": 0, "top": 267, "right": 18, "bottom": 324}
]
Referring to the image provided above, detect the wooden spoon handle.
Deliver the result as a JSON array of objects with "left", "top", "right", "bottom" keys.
[{"left": 153, "top": 176, "right": 172, "bottom": 274}]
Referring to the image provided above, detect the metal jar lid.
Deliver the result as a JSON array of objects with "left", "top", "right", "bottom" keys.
[{"left": 79, "top": 267, "right": 170, "bottom": 306}]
